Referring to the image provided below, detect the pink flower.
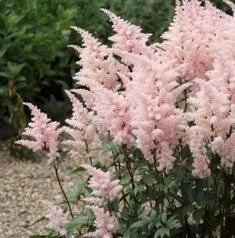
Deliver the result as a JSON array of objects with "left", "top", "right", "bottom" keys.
[
  {"left": 16, "top": 103, "right": 61, "bottom": 162},
  {"left": 212, "top": 134, "right": 235, "bottom": 168},
  {"left": 83, "top": 164, "right": 122, "bottom": 201},
  {"left": 82, "top": 165, "right": 121, "bottom": 237},
  {"left": 192, "top": 154, "right": 211, "bottom": 179},
  {"left": 121, "top": 51, "right": 186, "bottom": 169},
  {"left": 69, "top": 26, "right": 124, "bottom": 91},
  {"left": 101, "top": 9, "right": 153, "bottom": 57},
  {"left": 68, "top": 5, "right": 235, "bottom": 176},
  {"left": 84, "top": 206, "right": 118, "bottom": 238},
  {"left": 159, "top": 0, "right": 228, "bottom": 80},
  {"left": 93, "top": 88, "right": 133, "bottom": 145},
  {"left": 63, "top": 91, "right": 102, "bottom": 160},
  {"left": 43, "top": 201, "right": 68, "bottom": 236},
  {"left": 187, "top": 79, "right": 233, "bottom": 175},
  {"left": 220, "top": 134, "right": 235, "bottom": 167}
]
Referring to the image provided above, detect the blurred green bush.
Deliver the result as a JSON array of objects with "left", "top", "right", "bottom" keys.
[{"left": 0, "top": 0, "right": 229, "bottom": 136}]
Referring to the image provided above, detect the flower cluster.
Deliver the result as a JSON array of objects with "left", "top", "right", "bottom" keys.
[
  {"left": 17, "top": 1, "right": 235, "bottom": 237},
  {"left": 82, "top": 165, "right": 121, "bottom": 238},
  {"left": 83, "top": 164, "right": 122, "bottom": 201},
  {"left": 66, "top": 0, "right": 234, "bottom": 178},
  {"left": 43, "top": 201, "right": 68, "bottom": 236},
  {"left": 85, "top": 206, "right": 119, "bottom": 238},
  {"left": 16, "top": 103, "right": 61, "bottom": 162},
  {"left": 18, "top": 0, "right": 235, "bottom": 178},
  {"left": 68, "top": 9, "right": 187, "bottom": 171},
  {"left": 63, "top": 91, "right": 102, "bottom": 161},
  {"left": 159, "top": 0, "right": 228, "bottom": 80}
]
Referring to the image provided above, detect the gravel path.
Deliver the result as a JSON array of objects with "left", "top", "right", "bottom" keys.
[{"left": 0, "top": 143, "right": 77, "bottom": 238}]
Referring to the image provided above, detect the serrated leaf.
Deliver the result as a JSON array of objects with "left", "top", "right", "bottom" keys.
[
  {"left": 134, "top": 184, "right": 145, "bottom": 195},
  {"left": 143, "top": 174, "right": 156, "bottom": 186},
  {"left": 0, "top": 44, "right": 11, "bottom": 57},
  {"left": 67, "top": 215, "right": 90, "bottom": 232},
  {"left": 154, "top": 227, "right": 170, "bottom": 238},
  {"left": 130, "top": 219, "right": 149, "bottom": 229},
  {"left": 70, "top": 166, "right": 86, "bottom": 174},
  {"left": 0, "top": 71, "right": 11, "bottom": 79},
  {"left": 181, "top": 182, "right": 194, "bottom": 203},
  {"left": 121, "top": 175, "right": 131, "bottom": 186},
  {"left": 195, "top": 179, "right": 204, "bottom": 204},
  {"left": 166, "top": 216, "right": 181, "bottom": 229}
]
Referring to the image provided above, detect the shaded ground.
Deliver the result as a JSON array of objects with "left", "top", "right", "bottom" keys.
[{"left": 0, "top": 142, "right": 77, "bottom": 238}]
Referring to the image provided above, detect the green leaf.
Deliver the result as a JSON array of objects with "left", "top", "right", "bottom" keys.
[
  {"left": 181, "top": 182, "right": 194, "bottom": 203},
  {"left": 67, "top": 177, "right": 89, "bottom": 203},
  {"left": 0, "top": 71, "right": 11, "bottom": 79},
  {"left": 7, "top": 62, "right": 25, "bottom": 78},
  {"left": 143, "top": 174, "right": 156, "bottom": 186},
  {"left": 110, "top": 197, "right": 119, "bottom": 212},
  {"left": 102, "top": 141, "right": 120, "bottom": 153},
  {"left": 130, "top": 219, "right": 149, "bottom": 229},
  {"left": 0, "top": 44, "right": 11, "bottom": 57},
  {"left": 195, "top": 179, "right": 205, "bottom": 204},
  {"left": 161, "top": 212, "right": 167, "bottom": 224},
  {"left": 70, "top": 166, "right": 86, "bottom": 174},
  {"left": 10, "top": 93, "right": 27, "bottom": 131},
  {"left": 166, "top": 216, "right": 181, "bottom": 229},
  {"left": 134, "top": 184, "right": 145, "bottom": 196},
  {"left": 0, "top": 85, "right": 8, "bottom": 96},
  {"left": 121, "top": 175, "right": 131, "bottom": 186},
  {"left": 67, "top": 215, "right": 91, "bottom": 233},
  {"left": 154, "top": 227, "right": 170, "bottom": 238}
]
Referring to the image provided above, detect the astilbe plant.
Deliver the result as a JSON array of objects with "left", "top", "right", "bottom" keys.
[{"left": 17, "top": 0, "right": 235, "bottom": 237}]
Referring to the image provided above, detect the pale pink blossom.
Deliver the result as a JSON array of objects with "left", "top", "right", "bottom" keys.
[
  {"left": 83, "top": 164, "right": 122, "bottom": 201},
  {"left": 121, "top": 52, "right": 186, "bottom": 169},
  {"left": 220, "top": 134, "right": 235, "bottom": 167},
  {"left": 69, "top": 9, "right": 188, "bottom": 172},
  {"left": 187, "top": 79, "right": 234, "bottom": 175},
  {"left": 70, "top": 26, "right": 124, "bottom": 91},
  {"left": 101, "top": 8, "right": 153, "bottom": 58},
  {"left": 63, "top": 91, "right": 102, "bottom": 160},
  {"left": 192, "top": 155, "right": 211, "bottom": 179},
  {"left": 82, "top": 165, "right": 121, "bottom": 237},
  {"left": 93, "top": 88, "right": 133, "bottom": 144},
  {"left": 206, "top": 57, "right": 235, "bottom": 105},
  {"left": 159, "top": 0, "right": 228, "bottom": 80},
  {"left": 16, "top": 103, "right": 61, "bottom": 162},
  {"left": 84, "top": 206, "right": 118, "bottom": 238},
  {"left": 43, "top": 201, "right": 68, "bottom": 236},
  {"left": 68, "top": 5, "right": 235, "bottom": 176}
]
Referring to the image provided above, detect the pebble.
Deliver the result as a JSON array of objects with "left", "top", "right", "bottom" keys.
[{"left": 0, "top": 143, "right": 79, "bottom": 238}]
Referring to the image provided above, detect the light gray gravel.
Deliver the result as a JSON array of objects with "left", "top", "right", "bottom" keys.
[{"left": 0, "top": 143, "right": 78, "bottom": 238}]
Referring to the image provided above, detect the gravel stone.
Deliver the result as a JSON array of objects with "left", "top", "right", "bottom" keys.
[{"left": 0, "top": 142, "right": 79, "bottom": 238}]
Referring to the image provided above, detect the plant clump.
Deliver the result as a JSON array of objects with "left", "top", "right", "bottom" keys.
[{"left": 17, "top": 1, "right": 235, "bottom": 237}]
